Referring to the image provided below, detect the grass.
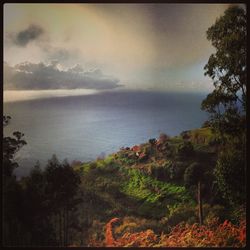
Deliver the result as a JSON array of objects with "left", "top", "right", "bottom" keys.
[
  {"left": 120, "top": 168, "right": 193, "bottom": 218},
  {"left": 74, "top": 126, "right": 219, "bottom": 235}
]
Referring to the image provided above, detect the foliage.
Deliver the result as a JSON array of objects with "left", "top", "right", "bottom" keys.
[
  {"left": 149, "top": 163, "right": 168, "bottom": 181},
  {"left": 148, "top": 138, "right": 157, "bottom": 145},
  {"left": 203, "top": 6, "right": 246, "bottom": 115},
  {"left": 184, "top": 162, "right": 203, "bottom": 187},
  {"left": 20, "top": 162, "right": 56, "bottom": 245},
  {"left": 3, "top": 116, "right": 28, "bottom": 246},
  {"left": 176, "top": 141, "right": 194, "bottom": 158},
  {"left": 187, "top": 127, "right": 216, "bottom": 146},
  {"left": 3, "top": 126, "right": 27, "bottom": 177},
  {"left": 121, "top": 169, "right": 192, "bottom": 218},
  {"left": 202, "top": 204, "right": 227, "bottom": 225},
  {"left": 100, "top": 217, "right": 246, "bottom": 247},
  {"left": 86, "top": 220, "right": 106, "bottom": 247},
  {"left": 113, "top": 216, "right": 167, "bottom": 237},
  {"left": 228, "top": 205, "right": 246, "bottom": 225},
  {"left": 196, "top": 5, "right": 247, "bottom": 228},
  {"left": 3, "top": 112, "right": 245, "bottom": 247},
  {"left": 158, "top": 219, "right": 246, "bottom": 247},
  {"left": 165, "top": 203, "right": 197, "bottom": 227},
  {"left": 214, "top": 136, "right": 246, "bottom": 205},
  {"left": 202, "top": 6, "right": 246, "bottom": 143}
]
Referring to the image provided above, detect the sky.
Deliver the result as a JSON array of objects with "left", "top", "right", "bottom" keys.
[{"left": 3, "top": 3, "right": 239, "bottom": 98}]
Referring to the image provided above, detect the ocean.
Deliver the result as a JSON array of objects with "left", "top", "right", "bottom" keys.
[{"left": 3, "top": 90, "right": 208, "bottom": 177}]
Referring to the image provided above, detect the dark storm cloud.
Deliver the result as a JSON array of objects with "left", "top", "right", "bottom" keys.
[
  {"left": 13, "top": 24, "right": 44, "bottom": 47},
  {"left": 4, "top": 61, "right": 121, "bottom": 90}
]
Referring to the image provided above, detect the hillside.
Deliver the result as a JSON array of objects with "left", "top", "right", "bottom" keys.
[{"left": 69, "top": 127, "right": 245, "bottom": 246}]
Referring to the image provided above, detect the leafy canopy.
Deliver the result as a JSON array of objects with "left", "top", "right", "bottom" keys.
[
  {"left": 203, "top": 6, "right": 246, "bottom": 112},
  {"left": 201, "top": 6, "right": 246, "bottom": 140},
  {"left": 201, "top": 6, "right": 246, "bottom": 206}
]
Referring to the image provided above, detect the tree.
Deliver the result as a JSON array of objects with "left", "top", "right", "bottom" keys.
[
  {"left": 3, "top": 131, "right": 27, "bottom": 177},
  {"left": 3, "top": 116, "right": 27, "bottom": 245},
  {"left": 21, "top": 161, "right": 55, "bottom": 246},
  {"left": 3, "top": 118, "right": 82, "bottom": 246},
  {"left": 201, "top": 6, "right": 246, "bottom": 206},
  {"left": 184, "top": 162, "right": 204, "bottom": 225},
  {"left": 177, "top": 141, "right": 194, "bottom": 159},
  {"left": 17, "top": 156, "right": 82, "bottom": 246},
  {"left": 148, "top": 138, "right": 157, "bottom": 146},
  {"left": 214, "top": 135, "right": 246, "bottom": 205},
  {"left": 201, "top": 6, "right": 246, "bottom": 138},
  {"left": 44, "top": 155, "right": 81, "bottom": 246}
]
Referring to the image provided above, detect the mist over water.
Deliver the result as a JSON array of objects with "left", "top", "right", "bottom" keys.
[{"left": 3, "top": 90, "right": 208, "bottom": 177}]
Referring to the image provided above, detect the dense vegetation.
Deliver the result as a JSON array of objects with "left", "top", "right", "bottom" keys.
[
  {"left": 2, "top": 5, "right": 246, "bottom": 247},
  {"left": 102, "top": 217, "right": 246, "bottom": 247},
  {"left": 3, "top": 120, "right": 246, "bottom": 247}
]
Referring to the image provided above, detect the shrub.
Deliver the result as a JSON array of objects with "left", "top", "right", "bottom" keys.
[
  {"left": 158, "top": 219, "right": 246, "bottom": 247},
  {"left": 113, "top": 217, "right": 165, "bottom": 237},
  {"left": 150, "top": 164, "right": 167, "bottom": 181},
  {"left": 99, "top": 217, "right": 246, "bottom": 247},
  {"left": 202, "top": 204, "right": 226, "bottom": 224},
  {"left": 165, "top": 203, "right": 197, "bottom": 227},
  {"left": 86, "top": 220, "right": 106, "bottom": 247},
  {"left": 177, "top": 141, "right": 194, "bottom": 158},
  {"left": 228, "top": 205, "right": 246, "bottom": 224},
  {"left": 167, "top": 161, "right": 188, "bottom": 181},
  {"left": 149, "top": 138, "right": 157, "bottom": 145},
  {"left": 214, "top": 140, "right": 246, "bottom": 205},
  {"left": 183, "top": 162, "right": 204, "bottom": 187}
]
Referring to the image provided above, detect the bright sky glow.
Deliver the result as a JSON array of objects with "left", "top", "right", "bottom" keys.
[{"left": 4, "top": 3, "right": 239, "bottom": 101}]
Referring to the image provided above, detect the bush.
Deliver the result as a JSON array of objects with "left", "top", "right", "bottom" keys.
[
  {"left": 113, "top": 217, "right": 166, "bottom": 237},
  {"left": 165, "top": 203, "right": 197, "bottom": 227},
  {"left": 201, "top": 204, "right": 226, "bottom": 224},
  {"left": 168, "top": 161, "right": 188, "bottom": 181},
  {"left": 148, "top": 138, "right": 157, "bottom": 145},
  {"left": 158, "top": 219, "right": 246, "bottom": 247},
  {"left": 87, "top": 220, "right": 106, "bottom": 247},
  {"left": 183, "top": 162, "right": 202, "bottom": 187},
  {"left": 214, "top": 140, "right": 246, "bottom": 205},
  {"left": 177, "top": 141, "right": 194, "bottom": 158},
  {"left": 228, "top": 205, "right": 246, "bottom": 224},
  {"left": 99, "top": 217, "right": 246, "bottom": 247},
  {"left": 150, "top": 164, "right": 167, "bottom": 181}
]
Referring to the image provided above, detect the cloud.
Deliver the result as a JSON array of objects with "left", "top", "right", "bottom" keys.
[
  {"left": 4, "top": 4, "right": 232, "bottom": 91},
  {"left": 48, "top": 48, "right": 72, "bottom": 61},
  {"left": 13, "top": 24, "right": 44, "bottom": 47},
  {"left": 4, "top": 61, "right": 121, "bottom": 90},
  {"left": 44, "top": 47, "right": 84, "bottom": 68}
]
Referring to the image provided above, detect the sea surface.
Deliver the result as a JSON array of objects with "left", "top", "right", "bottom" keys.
[{"left": 3, "top": 90, "right": 208, "bottom": 177}]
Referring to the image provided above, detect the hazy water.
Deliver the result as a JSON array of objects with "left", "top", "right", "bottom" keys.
[{"left": 4, "top": 90, "right": 208, "bottom": 177}]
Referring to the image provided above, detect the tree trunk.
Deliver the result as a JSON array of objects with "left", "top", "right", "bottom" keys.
[
  {"left": 63, "top": 206, "right": 67, "bottom": 246},
  {"left": 65, "top": 206, "right": 69, "bottom": 246},
  {"left": 55, "top": 214, "right": 58, "bottom": 244},
  {"left": 59, "top": 211, "right": 62, "bottom": 246},
  {"left": 198, "top": 181, "right": 203, "bottom": 225}
]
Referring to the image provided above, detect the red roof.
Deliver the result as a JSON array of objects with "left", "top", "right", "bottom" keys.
[
  {"left": 138, "top": 152, "right": 146, "bottom": 159},
  {"left": 132, "top": 145, "right": 140, "bottom": 152}
]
